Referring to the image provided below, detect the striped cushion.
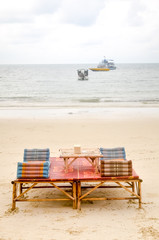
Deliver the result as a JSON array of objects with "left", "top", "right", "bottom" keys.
[
  {"left": 17, "top": 161, "right": 50, "bottom": 178},
  {"left": 23, "top": 148, "right": 50, "bottom": 162},
  {"left": 100, "top": 160, "right": 132, "bottom": 177},
  {"left": 100, "top": 147, "right": 126, "bottom": 160}
]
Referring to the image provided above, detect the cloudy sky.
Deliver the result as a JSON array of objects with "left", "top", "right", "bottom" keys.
[{"left": 0, "top": 0, "right": 159, "bottom": 64}]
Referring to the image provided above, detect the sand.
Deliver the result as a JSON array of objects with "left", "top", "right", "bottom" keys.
[{"left": 0, "top": 109, "right": 159, "bottom": 240}]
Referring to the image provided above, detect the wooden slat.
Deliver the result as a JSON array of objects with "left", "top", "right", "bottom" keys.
[
  {"left": 115, "top": 182, "right": 139, "bottom": 198},
  {"left": 50, "top": 183, "right": 74, "bottom": 200},
  {"left": 15, "top": 183, "right": 37, "bottom": 200},
  {"left": 16, "top": 198, "right": 71, "bottom": 202},
  {"left": 82, "top": 197, "right": 139, "bottom": 201},
  {"left": 67, "top": 157, "right": 78, "bottom": 168},
  {"left": 80, "top": 181, "right": 105, "bottom": 200}
]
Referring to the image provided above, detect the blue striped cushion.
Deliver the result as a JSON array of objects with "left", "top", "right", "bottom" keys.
[
  {"left": 100, "top": 147, "right": 126, "bottom": 160},
  {"left": 23, "top": 148, "right": 50, "bottom": 162},
  {"left": 17, "top": 161, "right": 50, "bottom": 179}
]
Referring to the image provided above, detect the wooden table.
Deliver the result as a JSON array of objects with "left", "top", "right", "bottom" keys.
[{"left": 60, "top": 148, "right": 103, "bottom": 173}]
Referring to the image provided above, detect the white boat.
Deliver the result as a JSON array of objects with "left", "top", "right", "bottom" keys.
[
  {"left": 107, "top": 59, "right": 116, "bottom": 70},
  {"left": 89, "top": 57, "right": 116, "bottom": 71}
]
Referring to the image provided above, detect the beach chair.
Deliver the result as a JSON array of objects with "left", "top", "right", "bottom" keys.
[
  {"left": 99, "top": 147, "right": 129, "bottom": 176},
  {"left": 76, "top": 157, "right": 141, "bottom": 209},
  {"left": 100, "top": 147, "right": 126, "bottom": 161},
  {"left": 12, "top": 150, "right": 77, "bottom": 210},
  {"left": 17, "top": 148, "right": 50, "bottom": 179},
  {"left": 76, "top": 148, "right": 142, "bottom": 209},
  {"left": 23, "top": 148, "right": 50, "bottom": 162}
]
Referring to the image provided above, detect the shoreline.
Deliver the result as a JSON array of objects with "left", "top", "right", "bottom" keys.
[{"left": 0, "top": 106, "right": 159, "bottom": 119}]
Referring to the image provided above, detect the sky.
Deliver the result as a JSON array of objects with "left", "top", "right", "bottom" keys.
[{"left": 0, "top": 0, "right": 159, "bottom": 64}]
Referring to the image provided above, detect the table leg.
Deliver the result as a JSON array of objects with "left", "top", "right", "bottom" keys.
[
  {"left": 72, "top": 181, "right": 77, "bottom": 209},
  {"left": 132, "top": 182, "right": 135, "bottom": 193},
  {"left": 95, "top": 157, "right": 100, "bottom": 173},
  {"left": 138, "top": 180, "right": 142, "bottom": 208},
  {"left": 77, "top": 181, "right": 81, "bottom": 210},
  {"left": 87, "top": 157, "right": 100, "bottom": 173},
  {"left": 64, "top": 157, "right": 68, "bottom": 173},
  {"left": 91, "top": 157, "right": 95, "bottom": 166},
  {"left": 12, "top": 182, "right": 17, "bottom": 210},
  {"left": 19, "top": 183, "right": 23, "bottom": 194}
]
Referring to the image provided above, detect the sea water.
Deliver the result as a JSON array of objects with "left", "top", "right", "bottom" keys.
[{"left": 0, "top": 63, "right": 159, "bottom": 118}]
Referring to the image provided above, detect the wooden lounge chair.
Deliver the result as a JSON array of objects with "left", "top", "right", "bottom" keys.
[
  {"left": 99, "top": 147, "right": 132, "bottom": 176},
  {"left": 11, "top": 154, "right": 77, "bottom": 210},
  {"left": 76, "top": 148, "right": 142, "bottom": 209},
  {"left": 16, "top": 148, "right": 50, "bottom": 179}
]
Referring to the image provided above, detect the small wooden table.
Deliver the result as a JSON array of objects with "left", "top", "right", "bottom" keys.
[{"left": 60, "top": 148, "right": 102, "bottom": 173}]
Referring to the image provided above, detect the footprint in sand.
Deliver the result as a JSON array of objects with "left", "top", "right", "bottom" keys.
[
  {"left": 66, "top": 228, "right": 83, "bottom": 235},
  {"left": 140, "top": 226, "right": 159, "bottom": 239}
]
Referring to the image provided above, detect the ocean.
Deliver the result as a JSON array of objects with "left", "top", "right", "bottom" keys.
[{"left": 0, "top": 63, "right": 159, "bottom": 118}]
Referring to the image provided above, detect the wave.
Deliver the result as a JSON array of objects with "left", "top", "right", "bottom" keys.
[
  {"left": 78, "top": 98, "right": 100, "bottom": 103},
  {"left": 77, "top": 97, "right": 159, "bottom": 104}
]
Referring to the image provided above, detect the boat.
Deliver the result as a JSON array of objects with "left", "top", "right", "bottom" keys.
[
  {"left": 89, "top": 67, "right": 110, "bottom": 71},
  {"left": 107, "top": 59, "right": 116, "bottom": 70},
  {"left": 89, "top": 57, "right": 116, "bottom": 71},
  {"left": 77, "top": 69, "right": 88, "bottom": 80}
]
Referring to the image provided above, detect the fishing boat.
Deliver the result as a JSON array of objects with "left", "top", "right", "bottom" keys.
[{"left": 89, "top": 57, "right": 116, "bottom": 71}]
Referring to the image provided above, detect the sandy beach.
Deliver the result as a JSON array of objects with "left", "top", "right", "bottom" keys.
[{"left": 0, "top": 108, "right": 159, "bottom": 240}]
